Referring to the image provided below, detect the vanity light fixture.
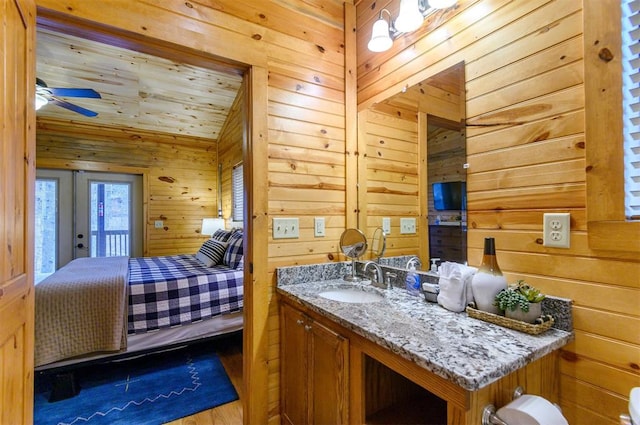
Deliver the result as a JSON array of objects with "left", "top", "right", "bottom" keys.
[{"left": 367, "top": 0, "right": 457, "bottom": 52}]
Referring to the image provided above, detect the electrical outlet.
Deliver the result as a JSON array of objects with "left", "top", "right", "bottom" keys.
[
  {"left": 273, "top": 217, "right": 299, "bottom": 239},
  {"left": 314, "top": 217, "right": 325, "bottom": 237},
  {"left": 543, "top": 213, "right": 570, "bottom": 248},
  {"left": 400, "top": 217, "right": 416, "bottom": 234},
  {"left": 382, "top": 217, "right": 391, "bottom": 234}
]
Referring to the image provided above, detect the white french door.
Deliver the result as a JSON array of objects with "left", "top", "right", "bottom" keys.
[
  {"left": 35, "top": 169, "right": 143, "bottom": 283},
  {"left": 75, "top": 171, "right": 143, "bottom": 259}
]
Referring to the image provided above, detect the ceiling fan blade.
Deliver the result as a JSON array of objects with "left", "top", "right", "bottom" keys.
[
  {"left": 49, "top": 98, "right": 99, "bottom": 117},
  {"left": 48, "top": 87, "right": 101, "bottom": 99}
]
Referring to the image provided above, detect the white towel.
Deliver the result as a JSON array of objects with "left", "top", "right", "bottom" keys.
[{"left": 436, "top": 262, "right": 477, "bottom": 312}]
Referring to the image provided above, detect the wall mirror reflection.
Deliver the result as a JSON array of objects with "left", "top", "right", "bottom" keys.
[
  {"left": 427, "top": 115, "right": 467, "bottom": 264},
  {"left": 363, "top": 62, "right": 467, "bottom": 267}
]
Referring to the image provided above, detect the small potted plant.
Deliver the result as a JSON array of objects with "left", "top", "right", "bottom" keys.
[{"left": 494, "top": 280, "right": 545, "bottom": 323}]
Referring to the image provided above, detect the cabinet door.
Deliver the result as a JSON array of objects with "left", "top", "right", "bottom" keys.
[
  {"left": 309, "top": 318, "right": 349, "bottom": 425},
  {"left": 281, "top": 303, "right": 309, "bottom": 425}
]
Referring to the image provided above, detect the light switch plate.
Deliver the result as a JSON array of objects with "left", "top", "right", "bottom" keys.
[
  {"left": 314, "top": 217, "right": 325, "bottom": 237},
  {"left": 273, "top": 217, "right": 299, "bottom": 239},
  {"left": 382, "top": 217, "right": 391, "bottom": 234},
  {"left": 400, "top": 217, "right": 416, "bottom": 234},
  {"left": 154, "top": 220, "right": 163, "bottom": 229}
]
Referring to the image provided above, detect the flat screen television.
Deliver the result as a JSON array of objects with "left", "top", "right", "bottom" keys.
[{"left": 432, "top": 181, "right": 466, "bottom": 211}]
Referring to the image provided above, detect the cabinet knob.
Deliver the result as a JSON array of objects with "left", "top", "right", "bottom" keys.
[
  {"left": 296, "top": 319, "right": 304, "bottom": 325},
  {"left": 304, "top": 325, "right": 312, "bottom": 332}
]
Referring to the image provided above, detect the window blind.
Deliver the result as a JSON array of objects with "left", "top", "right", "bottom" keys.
[
  {"left": 623, "top": 0, "right": 640, "bottom": 220},
  {"left": 232, "top": 163, "right": 243, "bottom": 222}
]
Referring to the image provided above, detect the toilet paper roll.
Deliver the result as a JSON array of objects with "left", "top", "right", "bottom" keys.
[{"left": 496, "top": 394, "right": 568, "bottom": 425}]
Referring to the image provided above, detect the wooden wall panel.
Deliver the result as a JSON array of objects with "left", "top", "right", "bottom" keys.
[
  {"left": 267, "top": 60, "right": 347, "bottom": 266},
  {"left": 357, "top": 1, "right": 640, "bottom": 423},
  {"left": 36, "top": 118, "right": 218, "bottom": 256}
]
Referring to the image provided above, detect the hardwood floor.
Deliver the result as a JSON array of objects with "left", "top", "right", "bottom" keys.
[{"left": 166, "top": 332, "right": 244, "bottom": 425}]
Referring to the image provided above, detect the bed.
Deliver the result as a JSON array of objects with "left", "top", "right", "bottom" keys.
[{"left": 34, "top": 229, "right": 244, "bottom": 371}]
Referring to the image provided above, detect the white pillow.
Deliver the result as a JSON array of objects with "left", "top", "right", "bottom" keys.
[{"left": 196, "top": 239, "right": 228, "bottom": 267}]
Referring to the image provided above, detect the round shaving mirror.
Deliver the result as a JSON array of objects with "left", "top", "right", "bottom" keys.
[{"left": 340, "top": 228, "right": 367, "bottom": 281}]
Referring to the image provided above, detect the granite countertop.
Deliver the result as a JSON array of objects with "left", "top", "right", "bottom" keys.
[{"left": 277, "top": 279, "right": 573, "bottom": 391}]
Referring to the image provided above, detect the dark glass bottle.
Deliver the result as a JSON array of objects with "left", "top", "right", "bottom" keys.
[{"left": 477, "top": 237, "right": 502, "bottom": 275}]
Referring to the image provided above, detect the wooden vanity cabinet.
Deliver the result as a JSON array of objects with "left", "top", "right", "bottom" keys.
[
  {"left": 280, "top": 302, "right": 349, "bottom": 425},
  {"left": 279, "top": 295, "right": 561, "bottom": 425}
]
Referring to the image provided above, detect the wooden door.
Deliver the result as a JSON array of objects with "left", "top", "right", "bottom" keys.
[
  {"left": 309, "top": 318, "right": 349, "bottom": 425},
  {"left": 280, "top": 303, "right": 309, "bottom": 425},
  {"left": 0, "top": 0, "right": 36, "bottom": 423}
]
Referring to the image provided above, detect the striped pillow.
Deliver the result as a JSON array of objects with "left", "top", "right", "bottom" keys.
[
  {"left": 212, "top": 229, "right": 233, "bottom": 242},
  {"left": 196, "top": 239, "right": 228, "bottom": 267}
]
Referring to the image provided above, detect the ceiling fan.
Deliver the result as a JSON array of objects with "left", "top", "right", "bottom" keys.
[{"left": 35, "top": 78, "right": 102, "bottom": 117}]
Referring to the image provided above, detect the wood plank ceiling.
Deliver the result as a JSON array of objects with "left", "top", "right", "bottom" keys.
[{"left": 35, "top": 28, "right": 243, "bottom": 141}]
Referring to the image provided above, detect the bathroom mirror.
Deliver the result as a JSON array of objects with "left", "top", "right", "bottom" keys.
[
  {"left": 365, "top": 62, "right": 467, "bottom": 266},
  {"left": 370, "top": 227, "right": 386, "bottom": 262},
  {"left": 340, "top": 228, "right": 367, "bottom": 281}
]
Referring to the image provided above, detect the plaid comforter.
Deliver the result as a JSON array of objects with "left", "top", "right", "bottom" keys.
[{"left": 127, "top": 255, "right": 243, "bottom": 334}]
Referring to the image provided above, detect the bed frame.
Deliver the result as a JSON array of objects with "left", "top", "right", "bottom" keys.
[{"left": 36, "top": 317, "right": 243, "bottom": 402}]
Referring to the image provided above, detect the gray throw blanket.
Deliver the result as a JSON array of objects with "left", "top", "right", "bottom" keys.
[{"left": 35, "top": 256, "right": 129, "bottom": 367}]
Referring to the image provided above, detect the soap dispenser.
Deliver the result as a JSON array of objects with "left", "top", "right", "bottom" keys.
[
  {"left": 430, "top": 258, "right": 440, "bottom": 273},
  {"left": 405, "top": 264, "right": 421, "bottom": 296}
]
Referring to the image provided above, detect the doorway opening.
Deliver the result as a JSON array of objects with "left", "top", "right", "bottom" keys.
[{"left": 34, "top": 9, "right": 261, "bottom": 421}]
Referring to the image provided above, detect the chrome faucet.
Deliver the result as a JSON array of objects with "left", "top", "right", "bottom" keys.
[
  {"left": 406, "top": 256, "right": 422, "bottom": 270},
  {"left": 362, "top": 261, "right": 385, "bottom": 289}
]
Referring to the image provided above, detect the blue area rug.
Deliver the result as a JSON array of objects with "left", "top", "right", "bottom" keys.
[{"left": 34, "top": 343, "right": 238, "bottom": 425}]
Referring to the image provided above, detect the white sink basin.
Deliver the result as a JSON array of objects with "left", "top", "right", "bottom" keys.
[{"left": 318, "top": 288, "right": 384, "bottom": 304}]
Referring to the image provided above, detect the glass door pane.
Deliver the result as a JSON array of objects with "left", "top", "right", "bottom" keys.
[
  {"left": 90, "top": 181, "right": 131, "bottom": 257},
  {"left": 34, "top": 179, "right": 57, "bottom": 283}
]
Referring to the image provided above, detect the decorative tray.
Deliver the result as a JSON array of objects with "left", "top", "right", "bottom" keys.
[{"left": 465, "top": 306, "right": 554, "bottom": 335}]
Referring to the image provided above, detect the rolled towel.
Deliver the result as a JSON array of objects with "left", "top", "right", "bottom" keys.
[
  {"left": 437, "top": 262, "right": 477, "bottom": 312},
  {"left": 460, "top": 263, "right": 477, "bottom": 307}
]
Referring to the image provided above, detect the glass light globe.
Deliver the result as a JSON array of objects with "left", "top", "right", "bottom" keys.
[
  {"left": 395, "top": 0, "right": 424, "bottom": 33},
  {"left": 367, "top": 18, "right": 393, "bottom": 52}
]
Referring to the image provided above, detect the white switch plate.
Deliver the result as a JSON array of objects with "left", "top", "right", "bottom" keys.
[
  {"left": 543, "top": 213, "right": 570, "bottom": 248},
  {"left": 314, "top": 217, "right": 325, "bottom": 237},
  {"left": 273, "top": 217, "right": 299, "bottom": 239},
  {"left": 154, "top": 220, "right": 163, "bottom": 229},
  {"left": 382, "top": 217, "right": 391, "bottom": 234},
  {"left": 400, "top": 217, "right": 416, "bottom": 234}
]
